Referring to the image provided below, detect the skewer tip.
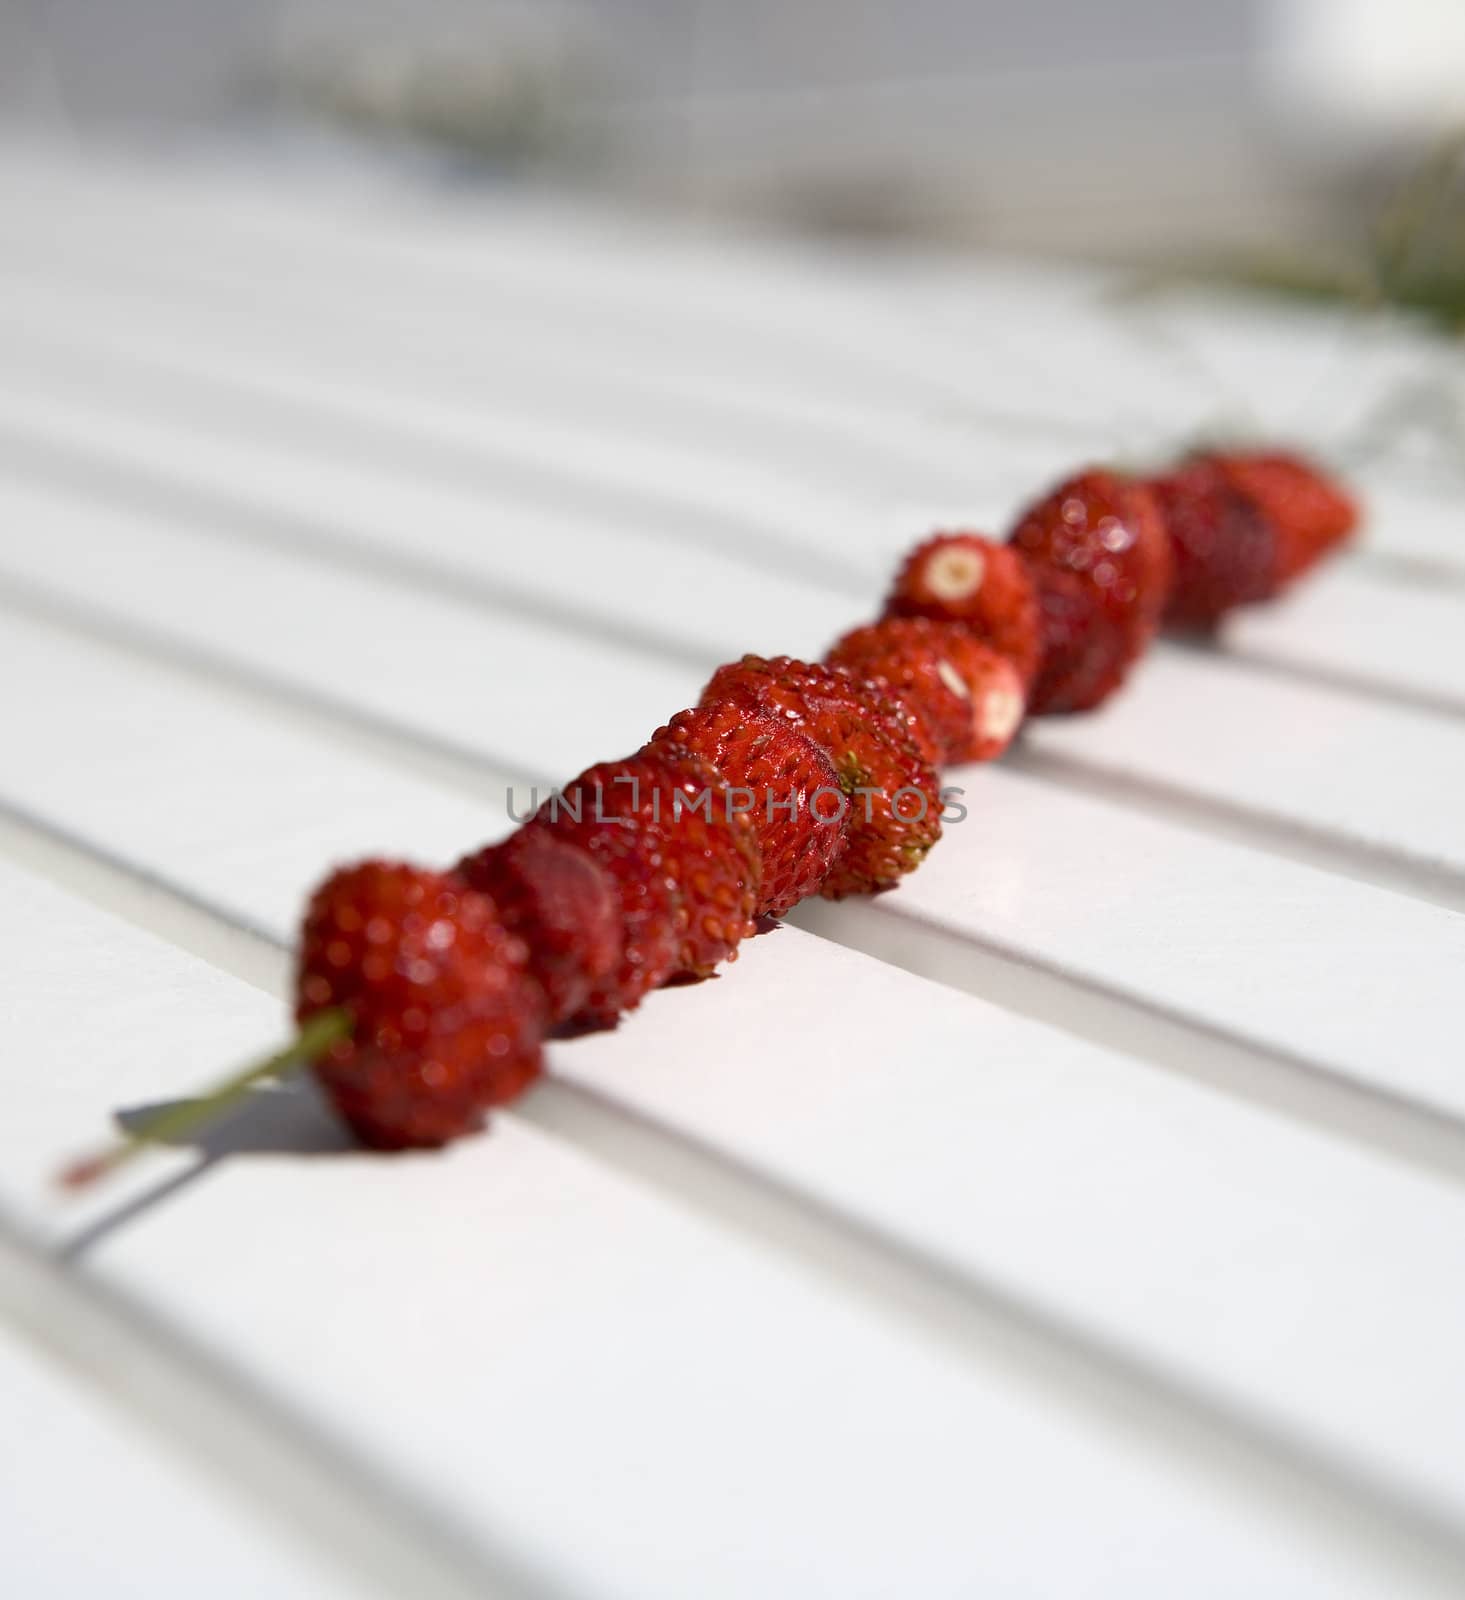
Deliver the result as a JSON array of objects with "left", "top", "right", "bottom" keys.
[{"left": 56, "top": 1153, "right": 112, "bottom": 1193}]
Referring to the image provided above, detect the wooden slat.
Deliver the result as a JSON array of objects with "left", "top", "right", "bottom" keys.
[
  {"left": 1021, "top": 650, "right": 1465, "bottom": 885},
  {"left": 0, "top": 612, "right": 501, "bottom": 938},
  {"left": 0, "top": 863, "right": 300, "bottom": 1238},
  {"left": 1084, "top": 289, "right": 1453, "bottom": 451},
  {"left": 1355, "top": 474, "right": 1465, "bottom": 587},
  {"left": 1215, "top": 564, "right": 1465, "bottom": 717},
  {"left": 0, "top": 1287, "right": 361, "bottom": 1599},
  {"left": 796, "top": 763, "right": 1465, "bottom": 1124}
]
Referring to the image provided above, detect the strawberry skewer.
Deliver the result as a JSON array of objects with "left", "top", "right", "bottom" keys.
[{"left": 59, "top": 443, "right": 1356, "bottom": 1185}]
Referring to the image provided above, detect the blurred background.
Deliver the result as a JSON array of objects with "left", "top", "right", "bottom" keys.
[{"left": 3, "top": 0, "right": 1465, "bottom": 284}]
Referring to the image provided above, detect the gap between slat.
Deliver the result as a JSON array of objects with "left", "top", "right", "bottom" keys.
[{"left": 1355, "top": 547, "right": 1465, "bottom": 596}]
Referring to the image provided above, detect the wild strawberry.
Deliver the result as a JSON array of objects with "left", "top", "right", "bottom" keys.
[
  {"left": 1199, "top": 449, "right": 1358, "bottom": 582},
  {"left": 883, "top": 533, "right": 1043, "bottom": 688},
  {"left": 1148, "top": 458, "right": 1281, "bottom": 627},
  {"left": 700, "top": 655, "right": 941, "bottom": 898},
  {"left": 931, "top": 630, "right": 1027, "bottom": 762},
  {"left": 827, "top": 617, "right": 976, "bottom": 765},
  {"left": 536, "top": 750, "right": 760, "bottom": 1022},
  {"left": 1009, "top": 469, "right": 1172, "bottom": 714},
  {"left": 644, "top": 701, "right": 847, "bottom": 918},
  {"left": 646, "top": 746, "right": 762, "bottom": 977},
  {"left": 535, "top": 756, "right": 684, "bottom": 1025},
  {"left": 456, "top": 828, "right": 622, "bottom": 1025},
  {"left": 296, "top": 861, "right": 546, "bottom": 1149}
]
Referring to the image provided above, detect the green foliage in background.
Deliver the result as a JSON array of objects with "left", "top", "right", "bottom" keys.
[{"left": 1236, "top": 131, "right": 1465, "bottom": 337}]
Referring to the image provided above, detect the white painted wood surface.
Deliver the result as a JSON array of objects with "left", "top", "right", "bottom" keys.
[
  {"left": 1, "top": 144, "right": 1463, "bottom": 1598},
  {"left": 10, "top": 862, "right": 1434, "bottom": 1600},
  {"left": 0, "top": 1308, "right": 360, "bottom": 1599}
]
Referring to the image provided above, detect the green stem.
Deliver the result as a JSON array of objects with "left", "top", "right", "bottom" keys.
[{"left": 58, "top": 1009, "right": 352, "bottom": 1192}]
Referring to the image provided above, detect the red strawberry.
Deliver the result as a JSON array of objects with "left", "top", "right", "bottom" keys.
[
  {"left": 644, "top": 701, "right": 847, "bottom": 917},
  {"left": 932, "top": 631, "right": 1027, "bottom": 762},
  {"left": 647, "top": 745, "right": 762, "bottom": 977},
  {"left": 536, "top": 750, "right": 760, "bottom": 1023},
  {"left": 1148, "top": 458, "right": 1281, "bottom": 627},
  {"left": 535, "top": 755, "right": 684, "bottom": 1026},
  {"left": 1199, "top": 449, "right": 1357, "bottom": 582},
  {"left": 701, "top": 655, "right": 941, "bottom": 899},
  {"left": 296, "top": 861, "right": 546, "bottom": 1149},
  {"left": 827, "top": 617, "right": 978, "bottom": 766},
  {"left": 1009, "top": 469, "right": 1172, "bottom": 713},
  {"left": 884, "top": 533, "right": 1043, "bottom": 688},
  {"left": 456, "top": 828, "right": 622, "bottom": 1025}
]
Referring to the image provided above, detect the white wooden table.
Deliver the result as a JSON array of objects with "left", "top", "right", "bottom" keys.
[{"left": 1, "top": 142, "right": 1463, "bottom": 1599}]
